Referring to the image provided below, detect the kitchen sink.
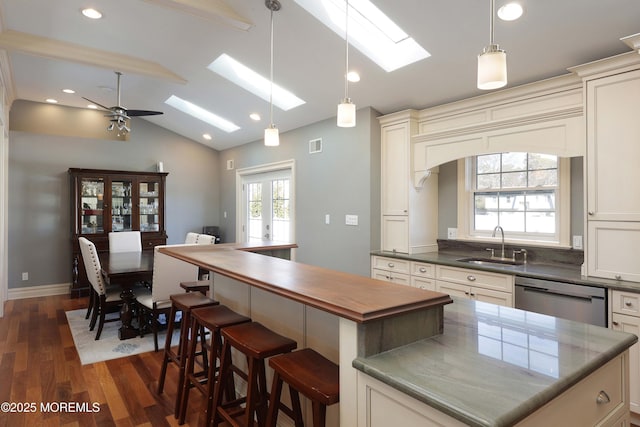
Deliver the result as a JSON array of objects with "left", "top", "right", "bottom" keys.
[{"left": 456, "top": 257, "right": 523, "bottom": 267}]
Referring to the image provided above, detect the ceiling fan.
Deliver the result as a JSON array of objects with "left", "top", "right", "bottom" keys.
[{"left": 83, "top": 71, "right": 163, "bottom": 134}]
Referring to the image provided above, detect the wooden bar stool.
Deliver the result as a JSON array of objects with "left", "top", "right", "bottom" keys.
[
  {"left": 212, "top": 322, "right": 297, "bottom": 427},
  {"left": 180, "top": 280, "right": 210, "bottom": 295},
  {"left": 266, "top": 348, "right": 339, "bottom": 427},
  {"left": 178, "top": 305, "right": 251, "bottom": 426},
  {"left": 157, "top": 292, "right": 219, "bottom": 419}
]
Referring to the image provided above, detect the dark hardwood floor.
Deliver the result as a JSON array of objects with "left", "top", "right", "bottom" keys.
[{"left": 0, "top": 295, "right": 207, "bottom": 427}]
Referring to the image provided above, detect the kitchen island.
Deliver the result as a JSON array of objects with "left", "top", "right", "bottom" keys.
[{"left": 160, "top": 244, "right": 636, "bottom": 426}]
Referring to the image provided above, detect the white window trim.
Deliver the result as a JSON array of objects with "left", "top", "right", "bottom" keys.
[
  {"left": 235, "top": 159, "right": 296, "bottom": 252},
  {"left": 456, "top": 156, "right": 571, "bottom": 248}
]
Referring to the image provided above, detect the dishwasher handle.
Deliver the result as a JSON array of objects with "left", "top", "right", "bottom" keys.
[{"left": 518, "top": 285, "right": 604, "bottom": 302}]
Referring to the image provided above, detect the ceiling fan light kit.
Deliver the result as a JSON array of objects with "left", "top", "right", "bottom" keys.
[{"left": 477, "top": 0, "right": 507, "bottom": 90}]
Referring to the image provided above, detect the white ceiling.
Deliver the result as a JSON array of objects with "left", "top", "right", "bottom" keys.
[{"left": 0, "top": 0, "right": 639, "bottom": 150}]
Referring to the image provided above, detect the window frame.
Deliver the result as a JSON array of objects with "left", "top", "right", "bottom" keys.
[{"left": 456, "top": 155, "right": 571, "bottom": 247}]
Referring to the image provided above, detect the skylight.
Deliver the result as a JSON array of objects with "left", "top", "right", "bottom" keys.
[
  {"left": 207, "top": 54, "right": 305, "bottom": 111},
  {"left": 164, "top": 95, "right": 240, "bottom": 133},
  {"left": 294, "top": 0, "right": 430, "bottom": 72}
]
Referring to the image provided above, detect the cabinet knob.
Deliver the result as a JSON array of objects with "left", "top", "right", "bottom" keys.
[
  {"left": 625, "top": 301, "right": 632, "bottom": 307},
  {"left": 467, "top": 275, "right": 476, "bottom": 282},
  {"left": 419, "top": 267, "right": 427, "bottom": 273},
  {"left": 588, "top": 211, "right": 594, "bottom": 216},
  {"left": 615, "top": 275, "right": 622, "bottom": 280},
  {"left": 388, "top": 263, "right": 395, "bottom": 268},
  {"left": 464, "top": 291, "right": 470, "bottom": 296},
  {"left": 612, "top": 321, "right": 619, "bottom": 326},
  {"left": 469, "top": 292, "right": 476, "bottom": 297},
  {"left": 596, "top": 390, "right": 611, "bottom": 405}
]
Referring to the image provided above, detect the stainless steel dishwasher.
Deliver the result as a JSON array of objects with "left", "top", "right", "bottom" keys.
[{"left": 514, "top": 276, "right": 607, "bottom": 327}]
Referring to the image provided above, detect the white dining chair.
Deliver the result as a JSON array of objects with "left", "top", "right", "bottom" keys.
[
  {"left": 136, "top": 244, "right": 200, "bottom": 351},
  {"left": 79, "top": 237, "right": 125, "bottom": 340},
  {"left": 185, "top": 232, "right": 199, "bottom": 244},
  {"left": 109, "top": 231, "right": 142, "bottom": 253},
  {"left": 196, "top": 234, "right": 216, "bottom": 245}
]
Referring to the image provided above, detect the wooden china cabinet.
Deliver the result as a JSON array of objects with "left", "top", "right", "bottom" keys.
[{"left": 69, "top": 168, "right": 168, "bottom": 297}]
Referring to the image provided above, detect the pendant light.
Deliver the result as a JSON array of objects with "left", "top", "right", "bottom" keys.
[
  {"left": 477, "top": 0, "right": 507, "bottom": 90},
  {"left": 337, "top": 0, "right": 356, "bottom": 127},
  {"left": 264, "top": 0, "right": 281, "bottom": 146}
]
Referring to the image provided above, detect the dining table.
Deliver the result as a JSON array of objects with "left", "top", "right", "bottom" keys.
[{"left": 99, "top": 250, "right": 154, "bottom": 340}]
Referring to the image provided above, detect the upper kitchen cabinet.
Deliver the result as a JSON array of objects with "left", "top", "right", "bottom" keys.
[
  {"left": 379, "top": 111, "right": 438, "bottom": 254},
  {"left": 572, "top": 51, "right": 640, "bottom": 281},
  {"left": 68, "top": 168, "right": 168, "bottom": 297}
]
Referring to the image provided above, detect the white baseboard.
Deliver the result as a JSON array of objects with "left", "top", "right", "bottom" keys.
[{"left": 8, "top": 282, "right": 70, "bottom": 300}]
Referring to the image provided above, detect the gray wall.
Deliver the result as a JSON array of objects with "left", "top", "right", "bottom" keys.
[
  {"left": 218, "top": 107, "right": 381, "bottom": 276},
  {"left": 437, "top": 156, "right": 584, "bottom": 241},
  {"left": 8, "top": 100, "right": 220, "bottom": 289}
]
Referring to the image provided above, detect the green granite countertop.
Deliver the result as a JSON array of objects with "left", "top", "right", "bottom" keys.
[
  {"left": 371, "top": 249, "right": 640, "bottom": 293},
  {"left": 353, "top": 297, "right": 637, "bottom": 427}
]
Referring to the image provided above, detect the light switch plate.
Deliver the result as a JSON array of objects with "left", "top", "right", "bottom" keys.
[{"left": 345, "top": 214, "right": 358, "bottom": 226}]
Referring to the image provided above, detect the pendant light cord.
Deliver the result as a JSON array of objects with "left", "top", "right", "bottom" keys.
[
  {"left": 344, "top": 0, "right": 349, "bottom": 100},
  {"left": 489, "top": 0, "right": 495, "bottom": 45},
  {"left": 269, "top": 6, "right": 275, "bottom": 126}
]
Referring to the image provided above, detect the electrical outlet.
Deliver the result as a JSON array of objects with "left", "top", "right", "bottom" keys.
[
  {"left": 573, "top": 235, "right": 583, "bottom": 250},
  {"left": 447, "top": 228, "right": 458, "bottom": 239}
]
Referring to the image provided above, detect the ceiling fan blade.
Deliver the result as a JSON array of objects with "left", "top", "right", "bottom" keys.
[
  {"left": 126, "top": 110, "right": 164, "bottom": 117},
  {"left": 82, "top": 96, "right": 111, "bottom": 111}
]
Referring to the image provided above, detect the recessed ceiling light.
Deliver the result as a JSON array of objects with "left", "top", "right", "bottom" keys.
[
  {"left": 81, "top": 8, "right": 103, "bottom": 19},
  {"left": 498, "top": 3, "right": 523, "bottom": 21},
  {"left": 62, "top": 88, "right": 75, "bottom": 94},
  {"left": 165, "top": 95, "right": 240, "bottom": 133},
  {"left": 45, "top": 98, "right": 58, "bottom": 104},
  {"left": 294, "top": 0, "right": 430, "bottom": 72},
  {"left": 208, "top": 54, "right": 305, "bottom": 111},
  {"left": 203, "top": 133, "right": 212, "bottom": 140},
  {"left": 249, "top": 113, "right": 261, "bottom": 121},
  {"left": 347, "top": 71, "right": 360, "bottom": 82},
  {"left": 87, "top": 104, "right": 98, "bottom": 109}
]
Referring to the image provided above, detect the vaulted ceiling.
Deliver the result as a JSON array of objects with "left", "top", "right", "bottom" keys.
[{"left": 0, "top": 0, "right": 639, "bottom": 150}]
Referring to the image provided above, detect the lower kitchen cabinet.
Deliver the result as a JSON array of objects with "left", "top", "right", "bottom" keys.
[
  {"left": 435, "top": 265, "right": 514, "bottom": 307},
  {"left": 611, "top": 290, "right": 640, "bottom": 416},
  {"left": 357, "top": 352, "right": 628, "bottom": 426}
]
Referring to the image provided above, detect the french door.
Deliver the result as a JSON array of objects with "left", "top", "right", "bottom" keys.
[{"left": 238, "top": 162, "right": 294, "bottom": 244}]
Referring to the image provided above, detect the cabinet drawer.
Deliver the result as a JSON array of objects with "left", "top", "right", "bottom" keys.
[
  {"left": 516, "top": 353, "right": 625, "bottom": 426},
  {"left": 371, "top": 256, "right": 410, "bottom": 274},
  {"left": 411, "top": 277, "right": 435, "bottom": 291},
  {"left": 372, "top": 268, "right": 411, "bottom": 286},
  {"left": 611, "top": 290, "right": 640, "bottom": 316},
  {"left": 436, "top": 265, "right": 514, "bottom": 293},
  {"left": 411, "top": 261, "right": 435, "bottom": 278}
]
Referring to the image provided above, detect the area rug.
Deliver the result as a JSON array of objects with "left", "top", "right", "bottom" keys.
[{"left": 65, "top": 309, "right": 179, "bottom": 365}]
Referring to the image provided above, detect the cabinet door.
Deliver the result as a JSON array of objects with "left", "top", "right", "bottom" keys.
[
  {"left": 372, "top": 268, "right": 411, "bottom": 286},
  {"left": 473, "top": 287, "right": 513, "bottom": 307},
  {"left": 110, "top": 177, "right": 134, "bottom": 232},
  {"left": 587, "top": 69, "right": 640, "bottom": 221},
  {"left": 436, "top": 281, "right": 470, "bottom": 299},
  {"left": 382, "top": 216, "right": 409, "bottom": 253},
  {"left": 611, "top": 313, "right": 640, "bottom": 414},
  {"left": 411, "top": 277, "right": 435, "bottom": 291},
  {"left": 78, "top": 177, "right": 106, "bottom": 234},
  {"left": 381, "top": 122, "right": 409, "bottom": 215},
  {"left": 587, "top": 221, "right": 640, "bottom": 282},
  {"left": 138, "top": 176, "right": 162, "bottom": 232}
]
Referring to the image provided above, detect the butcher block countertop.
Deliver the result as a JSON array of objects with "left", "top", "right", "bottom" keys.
[{"left": 159, "top": 243, "right": 452, "bottom": 324}]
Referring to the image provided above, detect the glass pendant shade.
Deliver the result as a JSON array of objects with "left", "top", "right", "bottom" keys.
[
  {"left": 337, "top": 99, "right": 356, "bottom": 127},
  {"left": 264, "top": 125, "right": 279, "bottom": 146},
  {"left": 477, "top": 45, "right": 507, "bottom": 90}
]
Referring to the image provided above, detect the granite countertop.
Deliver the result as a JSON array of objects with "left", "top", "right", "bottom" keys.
[
  {"left": 371, "top": 249, "right": 640, "bottom": 292},
  {"left": 353, "top": 297, "right": 637, "bottom": 427}
]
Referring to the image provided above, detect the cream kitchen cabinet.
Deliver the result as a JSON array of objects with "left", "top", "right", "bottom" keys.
[
  {"left": 435, "top": 264, "right": 514, "bottom": 307},
  {"left": 611, "top": 289, "right": 640, "bottom": 415},
  {"left": 379, "top": 111, "right": 438, "bottom": 254},
  {"left": 572, "top": 56, "right": 640, "bottom": 282},
  {"left": 371, "top": 256, "right": 436, "bottom": 290}
]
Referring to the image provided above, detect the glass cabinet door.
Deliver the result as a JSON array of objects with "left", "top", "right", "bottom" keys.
[
  {"left": 111, "top": 179, "right": 133, "bottom": 232},
  {"left": 139, "top": 178, "right": 160, "bottom": 232},
  {"left": 80, "top": 178, "right": 105, "bottom": 234}
]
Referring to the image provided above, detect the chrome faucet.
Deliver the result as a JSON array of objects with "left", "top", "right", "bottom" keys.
[{"left": 492, "top": 225, "right": 505, "bottom": 259}]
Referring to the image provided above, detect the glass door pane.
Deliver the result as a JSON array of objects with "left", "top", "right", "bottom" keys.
[
  {"left": 139, "top": 179, "right": 160, "bottom": 232},
  {"left": 80, "top": 178, "right": 105, "bottom": 234},
  {"left": 243, "top": 171, "right": 291, "bottom": 243},
  {"left": 111, "top": 179, "right": 133, "bottom": 232}
]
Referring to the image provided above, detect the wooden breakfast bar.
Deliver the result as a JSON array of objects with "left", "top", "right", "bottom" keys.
[{"left": 159, "top": 242, "right": 453, "bottom": 427}]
